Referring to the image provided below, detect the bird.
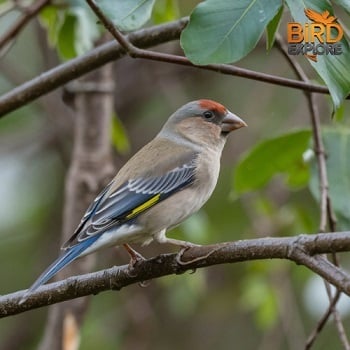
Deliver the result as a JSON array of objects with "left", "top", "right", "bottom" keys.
[{"left": 20, "top": 99, "right": 247, "bottom": 303}]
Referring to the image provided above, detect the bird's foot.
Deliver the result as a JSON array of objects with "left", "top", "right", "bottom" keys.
[
  {"left": 123, "top": 244, "right": 146, "bottom": 271},
  {"left": 176, "top": 245, "right": 219, "bottom": 266},
  {"left": 123, "top": 244, "right": 151, "bottom": 285}
]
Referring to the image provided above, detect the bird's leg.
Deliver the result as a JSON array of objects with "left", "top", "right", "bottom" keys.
[
  {"left": 123, "top": 243, "right": 145, "bottom": 268},
  {"left": 153, "top": 230, "right": 205, "bottom": 266},
  {"left": 153, "top": 229, "right": 201, "bottom": 248},
  {"left": 159, "top": 237, "right": 201, "bottom": 248}
]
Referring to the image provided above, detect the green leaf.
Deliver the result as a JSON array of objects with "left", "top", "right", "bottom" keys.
[
  {"left": 110, "top": 114, "right": 130, "bottom": 155},
  {"left": 234, "top": 130, "right": 311, "bottom": 194},
  {"left": 309, "top": 128, "right": 350, "bottom": 229},
  {"left": 40, "top": 2, "right": 100, "bottom": 59},
  {"left": 180, "top": 0, "right": 282, "bottom": 65},
  {"left": 152, "top": 0, "right": 179, "bottom": 24},
  {"left": 96, "top": 0, "right": 156, "bottom": 31},
  {"left": 57, "top": 13, "right": 77, "bottom": 59},
  {"left": 333, "top": 103, "right": 345, "bottom": 122},
  {"left": 285, "top": 0, "right": 350, "bottom": 109},
  {"left": 266, "top": 5, "right": 284, "bottom": 50},
  {"left": 39, "top": 6, "right": 65, "bottom": 46},
  {"left": 69, "top": 3, "right": 101, "bottom": 56}
]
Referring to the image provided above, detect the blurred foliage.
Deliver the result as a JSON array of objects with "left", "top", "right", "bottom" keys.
[
  {"left": 152, "top": 0, "right": 179, "bottom": 24},
  {"left": 240, "top": 265, "right": 279, "bottom": 330},
  {"left": 309, "top": 127, "right": 350, "bottom": 229},
  {"left": 0, "top": 0, "right": 350, "bottom": 349},
  {"left": 110, "top": 112, "right": 131, "bottom": 156}
]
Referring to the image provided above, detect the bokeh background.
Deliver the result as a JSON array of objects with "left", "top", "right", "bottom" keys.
[{"left": 1, "top": 1, "right": 350, "bottom": 349}]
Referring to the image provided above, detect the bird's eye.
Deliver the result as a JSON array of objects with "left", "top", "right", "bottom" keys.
[{"left": 203, "top": 111, "right": 214, "bottom": 119}]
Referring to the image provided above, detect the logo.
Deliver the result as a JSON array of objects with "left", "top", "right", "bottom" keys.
[{"left": 287, "top": 8, "right": 344, "bottom": 61}]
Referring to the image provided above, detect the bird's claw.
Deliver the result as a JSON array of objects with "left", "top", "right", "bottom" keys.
[
  {"left": 175, "top": 246, "right": 196, "bottom": 265},
  {"left": 123, "top": 244, "right": 146, "bottom": 277},
  {"left": 176, "top": 245, "right": 219, "bottom": 266}
]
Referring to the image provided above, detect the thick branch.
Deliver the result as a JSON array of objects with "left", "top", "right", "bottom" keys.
[
  {"left": 0, "top": 18, "right": 347, "bottom": 118},
  {"left": 1, "top": 231, "right": 350, "bottom": 318}
]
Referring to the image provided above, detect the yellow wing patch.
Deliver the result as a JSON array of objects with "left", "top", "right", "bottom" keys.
[{"left": 126, "top": 194, "right": 161, "bottom": 219}]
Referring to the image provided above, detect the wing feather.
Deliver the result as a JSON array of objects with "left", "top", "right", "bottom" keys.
[{"left": 63, "top": 157, "right": 197, "bottom": 248}]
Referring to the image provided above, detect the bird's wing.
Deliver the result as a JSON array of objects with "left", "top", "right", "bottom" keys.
[
  {"left": 304, "top": 9, "right": 336, "bottom": 24},
  {"left": 304, "top": 8, "right": 324, "bottom": 22},
  {"left": 62, "top": 156, "right": 197, "bottom": 248},
  {"left": 20, "top": 155, "right": 198, "bottom": 300}
]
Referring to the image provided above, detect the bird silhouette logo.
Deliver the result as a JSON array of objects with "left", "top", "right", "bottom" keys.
[{"left": 304, "top": 9, "right": 337, "bottom": 25}]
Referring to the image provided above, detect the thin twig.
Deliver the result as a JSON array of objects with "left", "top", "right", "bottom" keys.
[
  {"left": 305, "top": 290, "right": 342, "bottom": 349},
  {"left": 0, "top": 18, "right": 187, "bottom": 117},
  {"left": 1, "top": 231, "right": 350, "bottom": 318},
  {"left": 275, "top": 35, "right": 349, "bottom": 350},
  {"left": 1, "top": 18, "right": 349, "bottom": 117},
  {"left": 333, "top": 305, "right": 350, "bottom": 350},
  {"left": 0, "top": 0, "right": 50, "bottom": 52}
]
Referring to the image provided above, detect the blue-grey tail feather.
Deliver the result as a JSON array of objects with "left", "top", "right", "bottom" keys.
[{"left": 19, "top": 235, "right": 100, "bottom": 304}]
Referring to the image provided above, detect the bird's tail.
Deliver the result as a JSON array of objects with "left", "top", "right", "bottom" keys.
[{"left": 19, "top": 235, "right": 99, "bottom": 304}]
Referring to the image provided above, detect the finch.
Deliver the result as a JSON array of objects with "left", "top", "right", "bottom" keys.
[{"left": 21, "top": 99, "right": 247, "bottom": 302}]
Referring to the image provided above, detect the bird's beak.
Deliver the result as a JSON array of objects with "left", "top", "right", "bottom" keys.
[{"left": 221, "top": 111, "right": 247, "bottom": 134}]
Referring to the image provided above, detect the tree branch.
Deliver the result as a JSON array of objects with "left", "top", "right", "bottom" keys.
[
  {"left": 0, "top": 17, "right": 348, "bottom": 118},
  {"left": 0, "top": 0, "right": 50, "bottom": 53},
  {"left": 0, "top": 18, "right": 187, "bottom": 117},
  {"left": 305, "top": 289, "right": 341, "bottom": 349},
  {"left": 1, "top": 231, "right": 350, "bottom": 318}
]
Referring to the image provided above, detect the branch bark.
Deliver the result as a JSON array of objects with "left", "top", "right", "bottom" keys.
[{"left": 1, "top": 231, "right": 350, "bottom": 318}]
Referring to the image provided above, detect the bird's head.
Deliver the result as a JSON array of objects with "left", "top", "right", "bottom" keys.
[{"left": 160, "top": 99, "right": 247, "bottom": 149}]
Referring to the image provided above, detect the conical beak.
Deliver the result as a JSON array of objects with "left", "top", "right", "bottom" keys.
[{"left": 221, "top": 111, "right": 247, "bottom": 134}]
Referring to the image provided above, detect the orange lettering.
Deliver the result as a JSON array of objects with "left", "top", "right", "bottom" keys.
[
  {"left": 304, "top": 23, "right": 310, "bottom": 42},
  {"left": 310, "top": 24, "right": 325, "bottom": 42},
  {"left": 326, "top": 23, "right": 343, "bottom": 43},
  {"left": 288, "top": 23, "right": 303, "bottom": 43}
]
